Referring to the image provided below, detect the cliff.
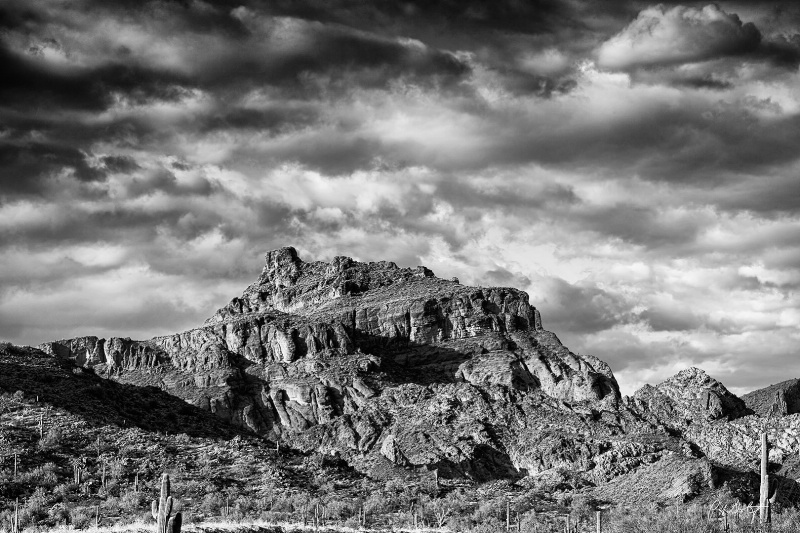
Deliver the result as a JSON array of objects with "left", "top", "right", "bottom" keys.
[
  {"left": 37, "top": 247, "right": 632, "bottom": 481},
  {"left": 33, "top": 247, "right": 798, "bottom": 504}
]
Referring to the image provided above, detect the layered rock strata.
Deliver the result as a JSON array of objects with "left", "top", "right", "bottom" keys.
[
  {"left": 38, "top": 247, "right": 630, "bottom": 479},
  {"left": 36, "top": 246, "right": 797, "bottom": 504}
]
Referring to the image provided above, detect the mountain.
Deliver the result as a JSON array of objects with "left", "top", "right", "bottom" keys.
[
  {"left": 38, "top": 247, "right": 626, "bottom": 480},
  {"left": 742, "top": 378, "right": 800, "bottom": 418},
  {"left": 22, "top": 247, "right": 800, "bottom": 505}
]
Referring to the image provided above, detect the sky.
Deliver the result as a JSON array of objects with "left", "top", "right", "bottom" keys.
[{"left": 1, "top": 0, "right": 800, "bottom": 396}]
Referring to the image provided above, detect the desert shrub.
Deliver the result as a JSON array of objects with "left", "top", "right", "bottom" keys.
[
  {"left": 0, "top": 510, "right": 13, "bottom": 533},
  {"left": 365, "top": 490, "right": 390, "bottom": 515},
  {"left": 419, "top": 474, "right": 439, "bottom": 496},
  {"left": 469, "top": 515, "right": 505, "bottom": 533},
  {"left": 570, "top": 494, "right": 598, "bottom": 524},
  {"left": 69, "top": 506, "right": 92, "bottom": 529},
  {"left": 118, "top": 444, "right": 137, "bottom": 458},
  {"left": 47, "top": 503, "right": 70, "bottom": 525},
  {"left": 313, "top": 478, "right": 334, "bottom": 494},
  {"left": 384, "top": 478, "right": 405, "bottom": 494},
  {"left": 555, "top": 492, "right": 573, "bottom": 508},
  {"left": 18, "top": 463, "right": 58, "bottom": 488},
  {"left": 287, "top": 492, "right": 311, "bottom": 514},
  {"left": 772, "top": 508, "right": 800, "bottom": 532},
  {"left": 37, "top": 428, "right": 63, "bottom": 451},
  {"left": 233, "top": 495, "right": 256, "bottom": 519},
  {"left": 52, "top": 483, "right": 73, "bottom": 501},
  {"left": 101, "top": 478, "right": 121, "bottom": 497},
  {"left": 108, "top": 457, "right": 126, "bottom": 479},
  {"left": 200, "top": 491, "right": 225, "bottom": 517},
  {"left": 29, "top": 487, "right": 48, "bottom": 507},
  {"left": 472, "top": 496, "right": 505, "bottom": 523},
  {"left": 447, "top": 513, "right": 473, "bottom": 533},
  {"left": 102, "top": 495, "right": 122, "bottom": 517},
  {"left": 519, "top": 509, "right": 540, "bottom": 533},
  {"left": 324, "top": 498, "right": 354, "bottom": 521},
  {"left": 21, "top": 487, "right": 49, "bottom": 525}
]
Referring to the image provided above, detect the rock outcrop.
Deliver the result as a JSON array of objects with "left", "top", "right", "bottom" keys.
[
  {"left": 39, "top": 336, "right": 166, "bottom": 370},
  {"left": 38, "top": 247, "right": 631, "bottom": 482},
  {"left": 742, "top": 378, "right": 800, "bottom": 418},
  {"left": 34, "top": 246, "right": 800, "bottom": 505},
  {"left": 626, "top": 367, "right": 749, "bottom": 430},
  {"left": 592, "top": 454, "right": 717, "bottom": 504}
]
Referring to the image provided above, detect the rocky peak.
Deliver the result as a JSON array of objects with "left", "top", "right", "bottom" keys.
[
  {"left": 40, "top": 246, "right": 626, "bottom": 481},
  {"left": 201, "top": 248, "right": 620, "bottom": 407},
  {"left": 259, "top": 246, "right": 304, "bottom": 288},
  {"left": 629, "top": 367, "right": 748, "bottom": 427},
  {"left": 207, "top": 247, "right": 442, "bottom": 323},
  {"left": 742, "top": 378, "right": 800, "bottom": 417}
]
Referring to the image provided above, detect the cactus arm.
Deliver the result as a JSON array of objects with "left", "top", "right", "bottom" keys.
[{"left": 168, "top": 512, "right": 182, "bottom": 533}]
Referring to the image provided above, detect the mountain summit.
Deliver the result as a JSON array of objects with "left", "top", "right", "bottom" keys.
[
  {"left": 39, "top": 247, "right": 622, "bottom": 477},
  {"left": 32, "top": 247, "right": 797, "bottom": 503}
]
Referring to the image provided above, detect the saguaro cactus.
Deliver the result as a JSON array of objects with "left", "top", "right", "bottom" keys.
[
  {"left": 151, "top": 474, "right": 182, "bottom": 533},
  {"left": 12, "top": 498, "right": 19, "bottom": 533},
  {"left": 760, "top": 432, "right": 769, "bottom": 524}
]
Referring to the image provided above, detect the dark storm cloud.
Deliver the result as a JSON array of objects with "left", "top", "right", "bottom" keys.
[
  {"left": 123, "top": 168, "right": 215, "bottom": 199},
  {"left": 0, "top": 41, "right": 190, "bottom": 112},
  {"left": 196, "top": 105, "right": 322, "bottom": 134},
  {"left": 101, "top": 155, "right": 140, "bottom": 174},
  {"left": 0, "top": 0, "right": 472, "bottom": 120},
  {"left": 483, "top": 267, "right": 532, "bottom": 289},
  {"left": 264, "top": 0, "right": 578, "bottom": 40},
  {"left": 573, "top": 204, "right": 707, "bottom": 248},
  {"left": 639, "top": 307, "right": 706, "bottom": 332},
  {"left": 1, "top": 0, "right": 800, "bottom": 397},
  {"left": 0, "top": 142, "right": 104, "bottom": 197},
  {"left": 436, "top": 178, "right": 579, "bottom": 213},
  {"left": 535, "top": 278, "right": 636, "bottom": 335},
  {"left": 758, "top": 33, "right": 800, "bottom": 66}
]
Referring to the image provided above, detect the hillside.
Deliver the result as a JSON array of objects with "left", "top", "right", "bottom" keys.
[
  {"left": 0, "top": 343, "right": 374, "bottom": 530},
  {"left": 742, "top": 379, "right": 800, "bottom": 418}
]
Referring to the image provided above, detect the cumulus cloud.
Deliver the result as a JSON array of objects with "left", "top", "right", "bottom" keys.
[{"left": 597, "top": 4, "right": 762, "bottom": 69}]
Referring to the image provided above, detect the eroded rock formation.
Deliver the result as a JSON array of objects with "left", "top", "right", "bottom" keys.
[{"left": 34, "top": 246, "right": 800, "bottom": 505}]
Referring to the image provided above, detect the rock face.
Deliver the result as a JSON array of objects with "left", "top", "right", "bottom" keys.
[
  {"left": 39, "top": 336, "right": 165, "bottom": 369},
  {"left": 38, "top": 247, "right": 630, "bottom": 481},
  {"left": 742, "top": 378, "right": 800, "bottom": 417},
  {"left": 35, "top": 246, "right": 800, "bottom": 504},
  {"left": 626, "top": 367, "right": 749, "bottom": 429},
  {"left": 207, "top": 247, "right": 619, "bottom": 405}
]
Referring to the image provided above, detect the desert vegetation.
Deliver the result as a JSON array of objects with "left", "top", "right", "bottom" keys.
[{"left": 2, "top": 387, "right": 800, "bottom": 533}]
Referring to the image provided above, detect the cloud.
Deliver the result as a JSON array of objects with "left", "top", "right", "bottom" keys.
[
  {"left": 0, "top": 141, "right": 105, "bottom": 198},
  {"left": 0, "top": 40, "right": 189, "bottom": 112},
  {"left": 1, "top": 0, "right": 800, "bottom": 400},
  {"left": 597, "top": 4, "right": 762, "bottom": 70}
]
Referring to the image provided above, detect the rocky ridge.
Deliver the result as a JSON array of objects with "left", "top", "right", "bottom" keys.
[
  {"left": 742, "top": 378, "right": 800, "bottom": 418},
  {"left": 31, "top": 247, "right": 800, "bottom": 505}
]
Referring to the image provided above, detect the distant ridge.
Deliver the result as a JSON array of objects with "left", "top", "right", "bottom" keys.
[{"left": 742, "top": 378, "right": 800, "bottom": 417}]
